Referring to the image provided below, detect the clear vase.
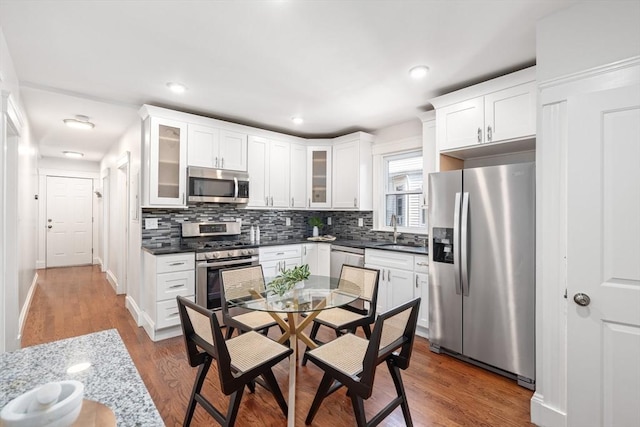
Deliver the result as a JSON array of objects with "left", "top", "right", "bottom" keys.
[{"left": 313, "top": 226, "right": 319, "bottom": 237}]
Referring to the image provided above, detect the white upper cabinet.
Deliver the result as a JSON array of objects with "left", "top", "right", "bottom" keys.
[
  {"left": 307, "top": 146, "right": 332, "bottom": 209},
  {"left": 432, "top": 67, "right": 536, "bottom": 153},
  {"left": 247, "top": 136, "right": 290, "bottom": 208},
  {"left": 187, "top": 124, "right": 247, "bottom": 171},
  {"left": 145, "top": 116, "right": 188, "bottom": 206},
  {"left": 290, "top": 143, "right": 307, "bottom": 208},
  {"left": 331, "top": 132, "right": 373, "bottom": 210}
]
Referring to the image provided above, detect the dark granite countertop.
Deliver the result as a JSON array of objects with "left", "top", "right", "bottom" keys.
[
  {"left": 0, "top": 329, "right": 163, "bottom": 426},
  {"left": 142, "top": 238, "right": 428, "bottom": 256}
]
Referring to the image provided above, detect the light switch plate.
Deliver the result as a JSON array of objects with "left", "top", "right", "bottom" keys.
[
  {"left": 285, "top": 217, "right": 291, "bottom": 226},
  {"left": 327, "top": 217, "right": 332, "bottom": 225},
  {"left": 358, "top": 218, "right": 364, "bottom": 227},
  {"left": 145, "top": 218, "right": 158, "bottom": 230}
]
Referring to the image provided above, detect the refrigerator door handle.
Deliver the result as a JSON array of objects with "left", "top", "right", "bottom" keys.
[
  {"left": 461, "top": 192, "right": 470, "bottom": 296},
  {"left": 453, "top": 192, "right": 462, "bottom": 295}
]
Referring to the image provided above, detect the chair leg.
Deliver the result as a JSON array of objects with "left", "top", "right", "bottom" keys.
[
  {"left": 305, "top": 372, "right": 334, "bottom": 425},
  {"left": 302, "top": 322, "right": 322, "bottom": 366},
  {"left": 225, "top": 326, "right": 234, "bottom": 339},
  {"left": 184, "top": 357, "right": 212, "bottom": 427},
  {"left": 362, "top": 324, "right": 372, "bottom": 339},
  {"left": 387, "top": 359, "right": 413, "bottom": 427},
  {"left": 224, "top": 387, "right": 245, "bottom": 427},
  {"left": 247, "top": 379, "right": 256, "bottom": 393},
  {"left": 349, "top": 393, "right": 367, "bottom": 427},
  {"left": 261, "top": 369, "right": 288, "bottom": 418}
]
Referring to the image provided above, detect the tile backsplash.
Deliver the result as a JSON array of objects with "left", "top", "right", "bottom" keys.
[{"left": 141, "top": 205, "right": 426, "bottom": 247}]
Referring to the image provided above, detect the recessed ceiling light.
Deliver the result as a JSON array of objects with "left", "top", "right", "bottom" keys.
[
  {"left": 291, "top": 116, "right": 304, "bottom": 125},
  {"left": 166, "top": 82, "right": 187, "bottom": 94},
  {"left": 409, "top": 65, "right": 430, "bottom": 79},
  {"left": 63, "top": 151, "right": 84, "bottom": 159},
  {"left": 63, "top": 115, "right": 94, "bottom": 130}
]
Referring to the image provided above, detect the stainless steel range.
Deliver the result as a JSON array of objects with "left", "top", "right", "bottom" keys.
[{"left": 182, "top": 222, "right": 258, "bottom": 317}]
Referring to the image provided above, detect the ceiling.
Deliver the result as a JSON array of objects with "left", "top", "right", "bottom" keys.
[{"left": 0, "top": 0, "right": 581, "bottom": 162}]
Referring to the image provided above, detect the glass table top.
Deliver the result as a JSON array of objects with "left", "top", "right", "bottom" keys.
[{"left": 228, "top": 275, "right": 361, "bottom": 314}]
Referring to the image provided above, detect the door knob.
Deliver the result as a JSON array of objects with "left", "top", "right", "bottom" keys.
[
  {"left": 573, "top": 293, "right": 591, "bottom": 307},
  {"left": 47, "top": 225, "right": 52, "bottom": 229}
]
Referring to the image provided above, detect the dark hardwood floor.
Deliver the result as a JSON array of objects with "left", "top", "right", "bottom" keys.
[{"left": 22, "top": 266, "right": 534, "bottom": 426}]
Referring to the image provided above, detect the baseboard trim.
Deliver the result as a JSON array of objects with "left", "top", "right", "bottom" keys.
[
  {"left": 18, "top": 273, "right": 38, "bottom": 341},
  {"left": 93, "top": 256, "right": 101, "bottom": 266},
  {"left": 416, "top": 325, "right": 429, "bottom": 340},
  {"left": 531, "top": 392, "right": 566, "bottom": 427},
  {"left": 36, "top": 260, "right": 45, "bottom": 269},
  {"left": 125, "top": 296, "right": 142, "bottom": 326},
  {"left": 106, "top": 269, "right": 118, "bottom": 293}
]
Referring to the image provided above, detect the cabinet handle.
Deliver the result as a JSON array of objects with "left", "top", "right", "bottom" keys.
[
  {"left": 387, "top": 270, "right": 391, "bottom": 281},
  {"left": 416, "top": 262, "right": 428, "bottom": 266},
  {"left": 215, "top": 157, "right": 219, "bottom": 168},
  {"left": 169, "top": 262, "right": 185, "bottom": 266},
  {"left": 169, "top": 284, "right": 183, "bottom": 289},
  {"left": 487, "top": 126, "right": 492, "bottom": 142},
  {"left": 169, "top": 312, "right": 179, "bottom": 317},
  {"left": 308, "top": 198, "right": 311, "bottom": 207},
  {"left": 416, "top": 275, "right": 419, "bottom": 288},
  {"left": 477, "top": 127, "right": 482, "bottom": 143},
  {"left": 276, "top": 252, "right": 285, "bottom": 255},
  {"left": 270, "top": 196, "right": 273, "bottom": 206},
  {"left": 221, "top": 157, "right": 224, "bottom": 168},
  {"left": 381, "top": 269, "right": 385, "bottom": 281},
  {"left": 265, "top": 197, "right": 269, "bottom": 206},
  {"left": 353, "top": 197, "right": 357, "bottom": 207},
  {"left": 182, "top": 193, "right": 185, "bottom": 204},
  {"left": 291, "top": 197, "right": 294, "bottom": 207}
]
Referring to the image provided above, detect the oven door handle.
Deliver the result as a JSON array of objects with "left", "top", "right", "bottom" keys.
[{"left": 196, "top": 256, "right": 259, "bottom": 269}]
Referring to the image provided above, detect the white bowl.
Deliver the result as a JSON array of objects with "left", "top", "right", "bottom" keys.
[{"left": 0, "top": 380, "right": 84, "bottom": 427}]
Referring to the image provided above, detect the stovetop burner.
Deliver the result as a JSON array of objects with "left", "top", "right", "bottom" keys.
[{"left": 184, "top": 240, "right": 257, "bottom": 251}]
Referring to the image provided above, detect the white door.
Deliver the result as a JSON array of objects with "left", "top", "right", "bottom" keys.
[
  {"left": 566, "top": 85, "right": 640, "bottom": 426},
  {"left": 187, "top": 124, "right": 219, "bottom": 168},
  {"left": 269, "top": 140, "right": 290, "bottom": 208},
  {"left": 219, "top": 129, "right": 247, "bottom": 171},
  {"left": 437, "top": 97, "right": 484, "bottom": 151},
  {"left": 247, "top": 136, "right": 269, "bottom": 207},
  {"left": 46, "top": 176, "right": 93, "bottom": 267},
  {"left": 290, "top": 143, "right": 307, "bottom": 208},
  {"left": 484, "top": 81, "right": 536, "bottom": 143},
  {"left": 332, "top": 140, "right": 359, "bottom": 209}
]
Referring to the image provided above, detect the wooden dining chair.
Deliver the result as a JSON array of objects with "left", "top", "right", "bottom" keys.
[
  {"left": 220, "top": 265, "right": 283, "bottom": 339},
  {"left": 304, "top": 297, "right": 421, "bottom": 427},
  {"left": 301, "top": 265, "right": 380, "bottom": 366},
  {"left": 176, "top": 296, "right": 292, "bottom": 427}
]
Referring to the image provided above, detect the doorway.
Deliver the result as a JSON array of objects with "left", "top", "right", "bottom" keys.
[{"left": 45, "top": 176, "right": 93, "bottom": 268}]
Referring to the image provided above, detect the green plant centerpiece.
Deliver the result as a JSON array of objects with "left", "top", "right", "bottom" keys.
[
  {"left": 268, "top": 264, "right": 311, "bottom": 297},
  {"left": 309, "top": 216, "right": 323, "bottom": 237}
]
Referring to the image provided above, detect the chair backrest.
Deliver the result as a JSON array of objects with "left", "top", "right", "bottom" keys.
[
  {"left": 339, "top": 265, "right": 380, "bottom": 314},
  {"left": 220, "top": 265, "right": 266, "bottom": 316},
  {"left": 358, "top": 298, "right": 421, "bottom": 397},
  {"left": 176, "top": 296, "right": 237, "bottom": 393}
]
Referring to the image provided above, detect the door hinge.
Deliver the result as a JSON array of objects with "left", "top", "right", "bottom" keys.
[{"left": 92, "top": 217, "right": 94, "bottom": 223}]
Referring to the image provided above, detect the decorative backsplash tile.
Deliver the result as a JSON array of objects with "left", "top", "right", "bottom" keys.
[{"left": 141, "top": 205, "right": 426, "bottom": 247}]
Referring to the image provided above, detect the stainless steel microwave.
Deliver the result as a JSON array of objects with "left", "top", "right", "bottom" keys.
[{"left": 187, "top": 167, "right": 249, "bottom": 204}]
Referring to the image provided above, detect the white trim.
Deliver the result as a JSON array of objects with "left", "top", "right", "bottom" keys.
[
  {"left": 36, "top": 260, "right": 45, "bottom": 269},
  {"left": 538, "top": 56, "right": 640, "bottom": 90},
  {"left": 116, "top": 151, "right": 130, "bottom": 169},
  {"left": 17, "top": 273, "right": 38, "bottom": 341},
  {"left": 531, "top": 393, "right": 567, "bottom": 427},
  {"left": 372, "top": 136, "right": 422, "bottom": 155},
  {"left": 38, "top": 168, "right": 99, "bottom": 180},
  {"left": 125, "top": 295, "right": 143, "bottom": 326},
  {"left": 141, "top": 311, "right": 183, "bottom": 342},
  {"left": 95, "top": 257, "right": 103, "bottom": 270},
  {"left": 106, "top": 269, "right": 118, "bottom": 292}
]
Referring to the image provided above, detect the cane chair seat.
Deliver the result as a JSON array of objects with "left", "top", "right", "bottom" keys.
[
  {"left": 307, "top": 333, "right": 369, "bottom": 376},
  {"left": 226, "top": 330, "right": 291, "bottom": 373}
]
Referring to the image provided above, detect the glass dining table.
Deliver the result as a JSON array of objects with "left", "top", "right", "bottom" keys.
[{"left": 227, "top": 275, "right": 361, "bottom": 427}]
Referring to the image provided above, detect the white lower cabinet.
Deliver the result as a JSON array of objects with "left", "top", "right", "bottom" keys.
[
  {"left": 302, "top": 243, "right": 331, "bottom": 276},
  {"left": 259, "top": 244, "right": 302, "bottom": 277},
  {"left": 365, "top": 250, "right": 429, "bottom": 335},
  {"left": 142, "top": 252, "right": 195, "bottom": 341}
]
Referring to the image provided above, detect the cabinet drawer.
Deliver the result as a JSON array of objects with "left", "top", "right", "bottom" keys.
[
  {"left": 364, "top": 249, "right": 414, "bottom": 270},
  {"left": 259, "top": 245, "right": 302, "bottom": 262},
  {"left": 156, "top": 253, "right": 195, "bottom": 274},
  {"left": 157, "top": 271, "right": 195, "bottom": 301},
  {"left": 414, "top": 256, "right": 429, "bottom": 273},
  {"left": 156, "top": 295, "right": 194, "bottom": 329}
]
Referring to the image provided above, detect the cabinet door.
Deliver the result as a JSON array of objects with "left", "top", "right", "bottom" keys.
[
  {"left": 307, "top": 146, "right": 332, "bottom": 208},
  {"left": 219, "top": 130, "right": 248, "bottom": 171},
  {"left": 187, "top": 124, "right": 218, "bottom": 168},
  {"left": 422, "top": 117, "right": 436, "bottom": 206},
  {"left": 316, "top": 243, "right": 331, "bottom": 276},
  {"left": 484, "top": 81, "right": 536, "bottom": 144},
  {"left": 387, "top": 267, "right": 414, "bottom": 309},
  {"left": 438, "top": 97, "right": 484, "bottom": 151},
  {"left": 247, "top": 136, "right": 269, "bottom": 207},
  {"left": 365, "top": 263, "right": 387, "bottom": 313},
  {"left": 290, "top": 143, "right": 307, "bottom": 208},
  {"left": 302, "top": 243, "right": 319, "bottom": 275},
  {"left": 415, "top": 272, "right": 429, "bottom": 329},
  {"left": 269, "top": 140, "right": 291, "bottom": 208},
  {"left": 149, "top": 117, "right": 187, "bottom": 205},
  {"left": 261, "top": 260, "right": 281, "bottom": 278},
  {"left": 332, "top": 140, "right": 359, "bottom": 208}
]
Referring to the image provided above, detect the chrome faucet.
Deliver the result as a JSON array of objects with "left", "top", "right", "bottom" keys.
[{"left": 390, "top": 214, "right": 399, "bottom": 244}]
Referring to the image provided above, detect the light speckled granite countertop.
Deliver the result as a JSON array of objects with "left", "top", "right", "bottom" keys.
[{"left": 0, "top": 329, "right": 164, "bottom": 426}]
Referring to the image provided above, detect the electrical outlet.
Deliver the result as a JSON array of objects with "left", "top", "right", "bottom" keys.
[
  {"left": 327, "top": 217, "right": 332, "bottom": 225},
  {"left": 145, "top": 218, "right": 158, "bottom": 230},
  {"left": 285, "top": 217, "right": 291, "bottom": 226},
  {"left": 358, "top": 218, "right": 364, "bottom": 227}
]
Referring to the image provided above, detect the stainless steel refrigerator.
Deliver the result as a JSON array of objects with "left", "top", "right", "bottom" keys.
[{"left": 428, "top": 162, "right": 535, "bottom": 389}]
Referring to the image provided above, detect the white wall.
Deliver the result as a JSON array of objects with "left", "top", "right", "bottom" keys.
[
  {"left": 1, "top": 25, "right": 38, "bottom": 352},
  {"left": 537, "top": 1, "right": 640, "bottom": 82},
  {"left": 372, "top": 118, "right": 422, "bottom": 145},
  {"left": 100, "top": 121, "right": 142, "bottom": 323}
]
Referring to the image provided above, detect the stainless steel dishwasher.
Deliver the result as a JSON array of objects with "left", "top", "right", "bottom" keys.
[{"left": 330, "top": 245, "right": 365, "bottom": 278}]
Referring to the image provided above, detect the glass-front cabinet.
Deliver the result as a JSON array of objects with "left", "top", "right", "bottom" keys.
[
  {"left": 307, "top": 146, "right": 332, "bottom": 208},
  {"left": 149, "top": 117, "right": 187, "bottom": 206}
]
